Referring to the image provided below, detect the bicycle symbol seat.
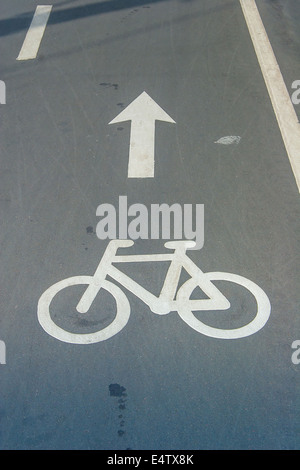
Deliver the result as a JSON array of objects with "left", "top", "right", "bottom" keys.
[{"left": 37, "top": 240, "right": 271, "bottom": 344}]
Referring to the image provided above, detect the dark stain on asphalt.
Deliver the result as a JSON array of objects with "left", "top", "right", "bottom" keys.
[
  {"left": 86, "top": 226, "right": 94, "bottom": 234},
  {"left": 100, "top": 82, "right": 118, "bottom": 90},
  {"left": 109, "top": 384, "right": 128, "bottom": 439},
  {"left": 109, "top": 383, "right": 126, "bottom": 397}
]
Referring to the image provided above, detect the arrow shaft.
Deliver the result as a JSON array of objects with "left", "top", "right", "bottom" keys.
[{"left": 128, "top": 121, "right": 155, "bottom": 178}]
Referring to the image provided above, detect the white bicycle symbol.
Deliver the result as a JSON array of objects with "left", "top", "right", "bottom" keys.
[{"left": 37, "top": 240, "right": 271, "bottom": 343}]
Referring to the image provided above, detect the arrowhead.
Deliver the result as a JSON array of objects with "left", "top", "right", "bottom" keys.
[{"left": 109, "top": 91, "right": 175, "bottom": 125}]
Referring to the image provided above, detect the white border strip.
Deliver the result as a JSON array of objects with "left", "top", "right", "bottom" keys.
[
  {"left": 17, "top": 5, "right": 52, "bottom": 60},
  {"left": 240, "top": 0, "right": 300, "bottom": 193}
]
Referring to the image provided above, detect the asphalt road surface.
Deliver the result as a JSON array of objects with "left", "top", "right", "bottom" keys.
[{"left": 0, "top": 0, "right": 299, "bottom": 450}]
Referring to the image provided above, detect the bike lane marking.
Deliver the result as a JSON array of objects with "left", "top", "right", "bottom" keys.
[
  {"left": 240, "top": 0, "right": 300, "bottom": 193},
  {"left": 109, "top": 91, "right": 176, "bottom": 178},
  {"left": 37, "top": 240, "right": 271, "bottom": 344},
  {"left": 16, "top": 5, "right": 52, "bottom": 60}
]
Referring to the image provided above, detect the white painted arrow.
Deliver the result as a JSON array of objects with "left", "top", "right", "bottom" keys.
[{"left": 109, "top": 91, "right": 175, "bottom": 178}]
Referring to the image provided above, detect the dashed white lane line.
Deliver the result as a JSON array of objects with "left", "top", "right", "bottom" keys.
[
  {"left": 240, "top": 0, "right": 300, "bottom": 193},
  {"left": 16, "top": 5, "right": 52, "bottom": 60}
]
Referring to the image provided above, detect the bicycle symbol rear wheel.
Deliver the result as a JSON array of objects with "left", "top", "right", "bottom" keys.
[
  {"left": 37, "top": 276, "right": 130, "bottom": 344},
  {"left": 176, "top": 272, "right": 271, "bottom": 339}
]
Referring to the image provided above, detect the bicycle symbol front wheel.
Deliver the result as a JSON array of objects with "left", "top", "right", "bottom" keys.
[
  {"left": 37, "top": 276, "right": 130, "bottom": 344},
  {"left": 176, "top": 272, "right": 271, "bottom": 339}
]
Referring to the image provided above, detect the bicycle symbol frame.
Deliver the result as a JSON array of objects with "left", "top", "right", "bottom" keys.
[{"left": 37, "top": 240, "right": 271, "bottom": 344}]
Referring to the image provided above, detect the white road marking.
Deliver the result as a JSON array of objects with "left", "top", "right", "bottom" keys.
[
  {"left": 38, "top": 277, "right": 131, "bottom": 344},
  {"left": 38, "top": 240, "right": 271, "bottom": 343},
  {"left": 16, "top": 5, "right": 52, "bottom": 60},
  {"left": 214, "top": 136, "right": 241, "bottom": 145},
  {"left": 109, "top": 91, "right": 175, "bottom": 178},
  {"left": 240, "top": 0, "right": 300, "bottom": 193}
]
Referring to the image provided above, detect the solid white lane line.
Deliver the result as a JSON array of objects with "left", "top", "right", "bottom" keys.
[
  {"left": 17, "top": 5, "right": 52, "bottom": 60},
  {"left": 240, "top": 0, "right": 300, "bottom": 193}
]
